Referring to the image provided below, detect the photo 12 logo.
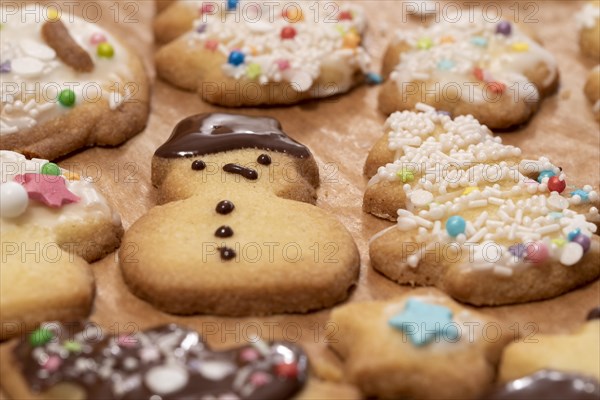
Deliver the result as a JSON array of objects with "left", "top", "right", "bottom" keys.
[{"left": 1, "top": 2, "right": 139, "bottom": 24}]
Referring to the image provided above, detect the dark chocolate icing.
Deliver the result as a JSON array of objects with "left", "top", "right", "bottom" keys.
[
  {"left": 216, "top": 200, "right": 235, "bottom": 215},
  {"left": 191, "top": 160, "right": 206, "bottom": 171},
  {"left": 154, "top": 113, "right": 311, "bottom": 159},
  {"left": 219, "top": 247, "right": 237, "bottom": 260},
  {"left": 223, "top": 164, "right": 258, "bottom": 180},
  {"left": 15, "top": 322, "right": 309, "bottom": 399},
  {"left": 257, "top": 154, "right": 272, "bottom": 166},
  {"left": 586, "top": 306, "right": 600, "bottom": 321},
  {"left": 485, "top": 370, "right": 600, "bottom": 400},
  {"left": 215, "top": 226, "right": 234, "bottom": 238}
]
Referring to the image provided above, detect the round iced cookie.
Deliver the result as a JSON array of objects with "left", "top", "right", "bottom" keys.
[
  {"left": 0, "top": 150, "right": 123, "bottom": 340},
  {"left": 364, "top": 104, "right": 600, "bottom": 306},
  {"left": 0, "top": 5, "right": 150, "bottom": 160},
  {"left": 379, "top": 16, "right": 558, "bottom": 129},
  {"left": 329, "top": 290, "right": 511, "bottom": 399},
  {"left": 576, "top": 0, "right": 600, "bottom": 59},
  {"left": 155, "top": 1, "right": 370, "bottom": 106}
]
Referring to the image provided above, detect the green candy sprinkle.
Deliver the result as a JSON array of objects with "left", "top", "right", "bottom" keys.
[
  {"left": 246, "top": 63, "right": 262, "bottom": 80},
  {"left": 417, "top": 37, "right": 433, "bottom": 50},
  {"left": 397, "top": 168, "right": 414, "bottom": 183},
  {"left": 41, "top": 162, "right": 61, "bottom": 176},
  {"left": 29, "top": 328, "right": 54, "bottom": 347},
  {"left": 63, "top": 340, "right": 82, "bottom": 352},
  {"left": 97, "top": 43, "right": 114, "bottom": 58},
  {"left": 58, "top": 89, "right": 76, "bottom": 107}
]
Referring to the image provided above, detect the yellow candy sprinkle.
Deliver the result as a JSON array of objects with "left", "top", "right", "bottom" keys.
[
  {"left": 462, "top": 186, "right": 478, "bottom": 195},
  {"left": 417, "top": 37, "right": 433, "bottom": 50},
  {"left": 440, "top": 36, "right": 455, "bottom": 44},
  {"left": 284, "top": 8, "right": 304, "bottom": 22},
  {"left": 246, "top": 63, "right": 261, "bottom": 79},
  {"left": 63, "top": 171, "right": 80, "bottom": 181},
  {"left": 511, "top": 42, "right": 529, "bottom": 52},
  {"left": 47, "top": 7, "right": 61, "bottom": 21},
  {"left": 552, "top": 238, "right": 566, "bottom": 247},
  {"left": 343, "top": 31, "right": 361, "bottom": 49}
]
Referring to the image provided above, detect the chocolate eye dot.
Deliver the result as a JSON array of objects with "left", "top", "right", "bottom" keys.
[
  {"left": 257, "top": 154, "right": 271, "bottom": 166},
  {"left": 191, "top": 160, "right": 206, "bottom": 171}
]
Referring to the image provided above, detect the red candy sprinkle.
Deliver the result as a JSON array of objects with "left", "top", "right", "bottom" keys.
[
  {"left": 473, "top": 67, "right": 484, "bottom": 81},
  {"left": 275, "top": 362, "right": 298, "bottom": 378},
  {"left": 276, "top": 59, "right": 290, "bottom": 70},
  {"left": 281, "top": 27, "right": 297, "bottom": 40},
  {"left": 205, "top": 39, "right": 219, "bottom": 51},
  {"left": 43, "top": 355, "right": 62, "bottom": 372},
  {"left": 339, "top": 11, "right": 353, "bottom": 20},
  {"left": 90, "top": 32, "right": 107, "bottom": 45},
  {"left": 200, "top": 3, "right": 215, "bottom": 14},
  {"left": 239, "top": 347, "right": 260, "bottom": 362},
  {"left": 548, "top": 176, "right": 566, "bottom": 193},
  {"left": 488, "top": 81, "right": 506, "bottom": 94}
]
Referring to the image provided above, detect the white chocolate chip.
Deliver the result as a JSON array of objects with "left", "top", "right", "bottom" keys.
[
  {"left": 11, "top": 57, "right": 44, "bottom": 77},
  {"left": 560, "top": 242, "right": 583, "bottom": 266},
  {"left": 195, "top": 360, "right": 236, "bottom": 380},
  {"left": 145, "top": 364, "right": 189, "bottom": 395},
  {"left": 20, "top": 39, "right": 56, "bottom": 60},
  {"left": 410, "top": 190, "right": 434, "bottom": 207}
]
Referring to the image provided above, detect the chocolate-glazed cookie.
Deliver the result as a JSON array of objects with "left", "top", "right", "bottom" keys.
[
  {"left": 485, "top": 369, "right": 600, "bottom": 400},
  {"left": 121, "top": 113, "right": 360, "bottom": 316},
  {"left": 13, "top": 322, "right": 308, "bottom": 399}
]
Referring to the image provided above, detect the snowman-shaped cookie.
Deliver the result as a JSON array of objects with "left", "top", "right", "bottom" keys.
[{"left": 119, "top": 113, "right": 360, "bottom": 315}]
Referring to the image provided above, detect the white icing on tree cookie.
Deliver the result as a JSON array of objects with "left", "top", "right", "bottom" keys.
[
  {"left": 576, "top": 1, "right": 600, "bottom": 30},
  {"left": 369, "top": 104, "right": 599, "bottom": 275},
  {"left": 389, "top": 16, "right": 557, "bottom": 104},
  {"left": 0, "top": 150, "right": 120, "bottom": 230},
  {"left": 0, "top": 5, "right": 134, "bottom": 135},
  {"left": 183, "top": 0, "right": 370, "bottom": 93}
]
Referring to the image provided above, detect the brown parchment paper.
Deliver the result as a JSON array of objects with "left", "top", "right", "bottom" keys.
[{"left": 1, "top": 0, "right": 599, "bottom": 396}]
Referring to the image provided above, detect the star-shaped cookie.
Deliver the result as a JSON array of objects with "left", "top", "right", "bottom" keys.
[{"left": 329, "top": 289, "right": 510, "bottom": 399}]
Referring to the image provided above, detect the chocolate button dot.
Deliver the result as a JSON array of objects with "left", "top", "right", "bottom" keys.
[
  {"left": 215, "top": 226, "right": 234, "bottom": 238},
  {"left": 191, "top": 160, "right": 206, "bottom": 170},
  {"left": 257, "top": 154, "right": 272, "bottom": 165},
  {"left": 220, "top": 247, "right": 236, "bottom": 260},
  {"left": 216, "top": 200, "right": 235, "bottom": 215}
]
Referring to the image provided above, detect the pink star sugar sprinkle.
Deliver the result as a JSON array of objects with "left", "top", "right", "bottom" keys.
[{"left": 13, "top": 173, "right": 79, "bottom": 208}]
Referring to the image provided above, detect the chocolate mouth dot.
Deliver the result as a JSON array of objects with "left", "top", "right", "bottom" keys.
[
  {"left": 219, "top": 247, "right": 236, "bottom": 260},
  {"left": 223, "top": 163, "right": 258, "bottom": 180},
  {"left": 215, "top": 226, "right": 234, "bottom": 238},
  {"left": 216, "top": 200, "right": 235, "bottom": 215},
  {"left": 191, "top": 160, "right": 206, "bottom": 170}
]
